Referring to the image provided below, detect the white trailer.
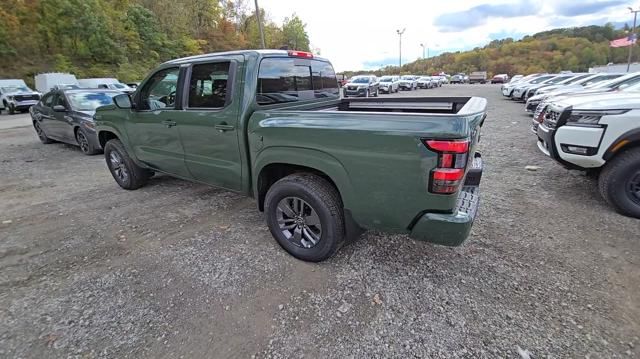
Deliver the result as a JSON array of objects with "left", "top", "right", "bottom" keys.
[{"left": 34, "top": 73, "right": 79, "bottom": 93}]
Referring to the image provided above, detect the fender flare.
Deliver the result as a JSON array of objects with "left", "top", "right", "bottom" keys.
[
  {"left": 253, "top": 146, "right": 357, "bottom": 214},
  {"left": 603, "top": 127, "right": 640, "bottom": 161}
]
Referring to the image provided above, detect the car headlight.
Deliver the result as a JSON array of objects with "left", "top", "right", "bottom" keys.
[
  {"left": 7, "top": 96, "right": 14, "bottom": 101},
  {"left": 566, "top": 109, "right": 628, "bottom": 125}
]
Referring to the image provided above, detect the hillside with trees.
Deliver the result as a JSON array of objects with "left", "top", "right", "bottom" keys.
[
  {"left": 0, "top": 0, "right": 311, "bottom": 83},
  {"left": 344, "top": 24, "right": 638, "bottom": 77}
]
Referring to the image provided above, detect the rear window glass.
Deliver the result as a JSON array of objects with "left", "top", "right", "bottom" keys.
[{"left": 257, "top": 58, "right": 339, "bottom": 105}]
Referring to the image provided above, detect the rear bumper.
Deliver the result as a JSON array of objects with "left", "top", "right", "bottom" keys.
[{"left": 409, "top": 155, "right": 482, "bottom": 246}]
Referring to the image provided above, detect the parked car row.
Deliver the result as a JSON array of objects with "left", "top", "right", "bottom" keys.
[
  {"left": 0, "top": 73, "right": 137, "bottom": 115},
  {"left": 503, "top": 72, "right": 640, "bottom": 219},
  {"left": 343, "top": 74, "right": 447, "bottom": 97}
]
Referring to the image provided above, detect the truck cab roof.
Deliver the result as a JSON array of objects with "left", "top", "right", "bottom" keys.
[{"left": 163, "top": 49, "right": 329, "bottom": 66}]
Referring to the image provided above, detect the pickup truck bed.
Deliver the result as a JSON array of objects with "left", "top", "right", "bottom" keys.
[{"left": 248, "top": 96, "right": 486, "bottom": 236}]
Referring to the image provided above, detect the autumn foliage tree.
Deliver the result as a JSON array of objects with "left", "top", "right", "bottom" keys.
[{"left": 0, "top": 0, "right": 312, "bottom": 83}]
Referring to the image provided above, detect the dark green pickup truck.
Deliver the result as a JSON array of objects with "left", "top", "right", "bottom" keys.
[{"left": 95, "top": 50, "right": 486, "bottom": 261}]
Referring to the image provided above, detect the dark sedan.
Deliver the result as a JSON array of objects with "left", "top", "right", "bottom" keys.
[{"left": 29, "top": 89, "right": 119, "bottom": 155}]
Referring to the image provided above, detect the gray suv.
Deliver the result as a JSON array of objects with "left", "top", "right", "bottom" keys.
[{"left": 344, "top": 75, "right": 379, "bottom": 97}]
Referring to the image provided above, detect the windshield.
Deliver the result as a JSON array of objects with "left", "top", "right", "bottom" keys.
[
  {"left": 562, "top": 74, "right": 590, "bottom": 84},
  {"left": 1, "top": 86, "right": 31, "bottom": 93},
  {"left": 581, "top": 74, "right": 622, "bottom": 87},
  {"left": 380, "top": 77, "right": 393, "bottom": 82},
  {"left": 588, "top": 74, "right": 640, "bottom": 89},
  {"left": 352, "top": 77, "right": 370, "bottom": 83},
  {"left": 530, "top": 76, "right": 555, "bottom": 84},
  {"left": 400, "top": 76, "right": 413, "bottom": 80},
  {"left": 545, "top": 76, "right": 573, "bottom": 84},
  {"left": 67, "top": 92, "right": 118, "bottom": 111}
]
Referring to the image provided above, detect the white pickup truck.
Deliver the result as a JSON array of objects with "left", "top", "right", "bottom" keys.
[{"left": 536, "top": 91, "right": 640, "bottom": 218}]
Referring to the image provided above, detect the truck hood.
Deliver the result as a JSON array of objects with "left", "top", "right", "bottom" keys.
[
  {"left": 6, "top": 90, "right": 40, "bottom": 96},
  {"left": 554, "top": 91, "right": 640, "bottom": 110}
]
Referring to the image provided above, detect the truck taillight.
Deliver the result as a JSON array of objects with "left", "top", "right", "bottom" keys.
[
  {"left": 288, "top": 50, "right": 313, "bottom": 58},
  {"left": 423, "top": 139, "right": 470, "bottom": 194}
]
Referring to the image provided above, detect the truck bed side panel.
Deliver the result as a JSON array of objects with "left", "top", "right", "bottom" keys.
[{"left": 248, "top": 111, "right": 482, "bottom": 232}]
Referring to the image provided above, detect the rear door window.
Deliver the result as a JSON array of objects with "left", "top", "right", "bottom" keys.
[
  {"left": 187, "top": 62, "right": 231, "bottom": 108},
  {"left": 257, "top": 58, "right": 339, "bottom": 105}
]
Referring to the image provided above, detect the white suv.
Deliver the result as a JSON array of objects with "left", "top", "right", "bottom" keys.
[{"left": 536, "top": 91, "right": 640, "bottom": 218}]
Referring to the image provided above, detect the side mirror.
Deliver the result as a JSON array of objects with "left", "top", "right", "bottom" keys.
[
  {"left": 113, "top": 93, "right": 133, "bottom": 109},
  {"left": 53, "top": 105, "right": 67, "bottom": 112}
]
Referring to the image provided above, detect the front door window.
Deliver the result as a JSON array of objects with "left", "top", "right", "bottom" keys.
[{"left": 138, "top": 68, "right": 180, "bottom": 110}]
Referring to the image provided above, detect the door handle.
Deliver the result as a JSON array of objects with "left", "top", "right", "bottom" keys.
[
  {"left": 215, "top": 123, "right": 235, "bottom": 132},
  {"left": 162, "top": 120, "right": 177, "bottom": 128}
]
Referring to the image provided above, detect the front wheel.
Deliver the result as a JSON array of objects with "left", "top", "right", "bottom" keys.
[
  {"left": 76, "top": 128, "right": 100, "bottom": 155},
  {"left": 598, "top": 147, "right": 640, "bottom": 218},
  {"left": 264, "top": 173, "right": 345, "bottom": 262},
  {"left": 104, "top": 139, "right": 151, "bottom": 190},
  {"left": 365, "top": 89, "right": 370, "bottom": 97},
  {"left": 33, "top": 121, "right": 53, "bottom": 144}
]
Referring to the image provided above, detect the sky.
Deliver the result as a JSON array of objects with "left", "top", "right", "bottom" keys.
[{"left": 264, "top": 0, "right": 636, "bottom": 71}]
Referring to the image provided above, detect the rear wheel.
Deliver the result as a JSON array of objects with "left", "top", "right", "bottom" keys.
[
  {"left": 598, "top": 147, "right": 640, "bottom": 218},
  {"left": 264, "top": 173, "right": 345, "bottom": 262},
  {"left": 104, "top": 139, "right": 151, "bottom": 190}
]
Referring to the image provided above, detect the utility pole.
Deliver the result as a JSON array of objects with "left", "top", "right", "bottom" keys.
[
  {"left": 420, "top": 43, "right": 425, "bottom": 59},
  {"left": 254, "top": 0, "right": 266, "bottom": 49},
  {"left": 397, "top": 28, "right": 405, "bottom": 73}
]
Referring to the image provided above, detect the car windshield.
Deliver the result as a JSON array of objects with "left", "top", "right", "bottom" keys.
[
  {"left": 352, "top": 77, "right": 369, "bottom": 83},
  {"left": 588, "top": 74, "right": 640, "bottom": 89},
  {"left": 2, "top": 86, "right": 30, "bottom": 93},
  {"left": 400, "top": 76, "right": 413, "bottom": 80},
  {"left": 380, "top": 77, "right": 393, "bottom": 82},
  {"left": 420, "top": 77, "right": 430, "bottom": 80},
  {"left": 530, "top": 76, "right": 555, "bottom": 84},
  {"left": 545, "top": 76, "right": 573, "bottom": 84},
  {"left": 67, "top": 92, "right": 118, "bottom": 111}
]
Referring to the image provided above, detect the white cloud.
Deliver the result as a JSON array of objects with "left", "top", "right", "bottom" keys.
[{"left": 262, "top": 0, "right": 634, "bottom": 71}]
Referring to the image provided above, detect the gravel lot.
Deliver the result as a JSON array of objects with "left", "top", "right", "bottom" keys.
[{"left": 1, "top": 85, "right": 638, "bottom": 358}]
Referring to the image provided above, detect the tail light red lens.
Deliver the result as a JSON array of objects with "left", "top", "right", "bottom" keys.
[
  {"left": 288, "top": 50, "right": 314, "bottom": 58},
  {"left": 423, "top": 138, "right": 470, "bottom": 194},
  {"left": 425, "top": 139, "right": 469, "bottom": 153}
]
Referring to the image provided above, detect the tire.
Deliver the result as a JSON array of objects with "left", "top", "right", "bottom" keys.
[
  {"left": 75, "top": 128, "right": 100, "bottom": 155},
  {"left": 374, "top": 88, "right": 379, "bottom": 97},
  {"left": 598, "top": 147, "right": 640, "bottom": 218},
  {"left": 365, "top": 89, "right": 370, "bottom": 97},
  {"left": 104, "top": 139, "right": 150, "bottom": 190},
  {"left": 33, "top": 121, "right": 53, "bottom": 144},
  {"left": 264, "top": 173, "right": 345, "bottom": 262},
  {"left": 8, "top": 103, "right": 16, "bottom": 115}
]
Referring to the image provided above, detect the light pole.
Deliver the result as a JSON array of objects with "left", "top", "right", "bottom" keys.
[
  {"left": 628, "top": 7, "right": 640, "bottom": 72},
  {"left": 254, "top": 0, "right": 266, "bottom": 49},
  {"left": 420, "top": 43, "right": 426, "bottom": 59},
  {"left": 397, "top": 28, "right": 405, "bottom": 72}
]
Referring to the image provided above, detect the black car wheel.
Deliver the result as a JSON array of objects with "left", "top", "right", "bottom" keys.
[
  {"left": 33, "top": 121, "right": 54, "bottom": 144},
  {"left": 8, "top": 103, "right": 16, "bottom": 115},
  {"left": 104, "top": 139, "right": 151, "bottom": 190},
  {"left": 75, "top": 128, "right": 100, "bottom": 155},
  {"left": 265, "top": 173, "right": 345, "bottom": 262},
  {"left": 599, "top": 147, "right": 640, "bottom": 218}
]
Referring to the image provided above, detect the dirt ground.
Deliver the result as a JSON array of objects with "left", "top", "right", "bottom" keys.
[{"left": 1, "top": 85, "right": 638, "bottom": 358}]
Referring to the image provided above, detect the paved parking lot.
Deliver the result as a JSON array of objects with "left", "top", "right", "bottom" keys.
[{"left": 1, "top": 85, "right": 638, "bottom": 358}]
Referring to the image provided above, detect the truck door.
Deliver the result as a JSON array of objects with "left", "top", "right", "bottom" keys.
[
  {"left": 125, "top": 66, "right": 191, "bottom": 179},
  {"left": 176, "top": 59, "right": 243, "bottom": 191}
]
